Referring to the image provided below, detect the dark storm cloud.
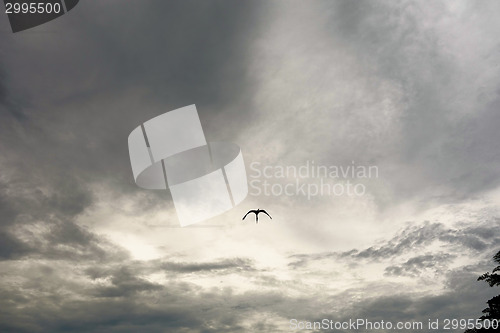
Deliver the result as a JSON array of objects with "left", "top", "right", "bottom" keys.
[
  {"left": 0, "top": 0, "right": 263, "bottom": 259},
  {"left": 0, "top": 0, "right": 263, "bottom": 221},
  {"left": 0, "top": 63, "right": 27, "bottom": 121},
  {"left": 41, "top": 221, "right": 128, "bottom": 261},
  {"left": 0, "top": 162, "right": 127, "bottom": 261},
  {"left": 1, "top": 220, "right": 128, "bottom": 262},
  {"left": 84, "top": 257, "right": 257, "bottom": 282},
  {"left": 0, "top": 268, "right": 493, "bottom": 333},
  {"left": 289, "top": 219, "right": 500, "bottom": 268},
  {"left": 290, "top": 266, "right": 498, "bottom": 333},
  {"left": 1, "top": 1, "right": 500, "bottom": 332},
  {"left": 354, "top": 221, "right": 500, "bottom": 258},
  {"left": 0, "top": 220, "right": 497, "bottom": 332},
  {"left": 0, "top": 258, "right": 286, "bottom": 332},
  {"left": 46, "top": 178, "right": 93, "bottom": 217},
  {"left": 352, "top": 268, "right": 498, "bottom": 328},
  {"left": 161, "top": 257, "right": 256, "bottom": 273},
  {"left": 384, "top": 253, "right": 454, "bottom": 277},
  {"left": 315, "top": 0, "right": 500, "bottom": 201},
  {"left": 350, "top": 222, "right": 444, "bottom": 260},
  {"left": 0, "top": 183, "right": 32, "bottom": 259},
  {"left": 0, "top": 3, "right": 270, "bottom": 329},
  {"left": 0, "top": 230, "right": 31, "bottom": 260},
  {"left": 91, "top": 266, "right": 163, "bottom": 298}
]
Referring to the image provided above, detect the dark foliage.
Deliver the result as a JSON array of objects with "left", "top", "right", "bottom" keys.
[{"left": 465, "top": 251, "right": 500, "bottom": 332}]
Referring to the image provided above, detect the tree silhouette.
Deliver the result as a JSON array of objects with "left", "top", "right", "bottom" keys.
[{"left": 465, "top": 251, "right": 500, "bottom": 332}]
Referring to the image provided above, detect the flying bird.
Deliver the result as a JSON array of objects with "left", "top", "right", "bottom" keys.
[{"left": 242, "top": 209, "right": 272, "bottom": 223}]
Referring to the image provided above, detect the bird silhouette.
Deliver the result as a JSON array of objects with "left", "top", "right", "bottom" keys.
[{"left": 242, "top": 209, "right": 272, "bottom": 223}]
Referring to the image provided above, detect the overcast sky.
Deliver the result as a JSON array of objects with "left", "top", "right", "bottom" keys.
[{"left": 1, "top": 1, "right": 500, "bottom": 332}]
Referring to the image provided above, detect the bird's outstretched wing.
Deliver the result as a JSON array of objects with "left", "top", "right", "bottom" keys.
[
  {"left": 242, "top": 210, "right": 257, "bottom": 220},
  {"left": 260, "top": 210, "right": 272, "bottom": 219}
]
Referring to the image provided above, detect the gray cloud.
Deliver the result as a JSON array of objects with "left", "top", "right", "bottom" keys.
[
  {"left": 0, "top": 0, "right": 264, "bottom": 256},
  {"left": 1, "top": 0, "right": 500, "bottom": 332},
  {"left": 0, "top": 168, "right": 127, "bottom": 262},
  {"left": 289, "top": 219, "right": 500, "bottom": 268},
  {"left": 384, "top": 253, "right": 454, "bottom": 277},
  {"left": 0, "top": 220, "right": 498, "bottom": 332},
  {"left": 0, "top": 230, "right": 31, "bottom": 260},
  {"left": 0, "top": 256, "right": 284, "bottom": 332},
  {"left": 161, "top": 258, "right": 256, "bottom": 274},
  {"left": 91, "top": 266, "right": 163, "bottom": 298},
  {"left": 326, "top": 0, "right": 500, "bottom": 201}
]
